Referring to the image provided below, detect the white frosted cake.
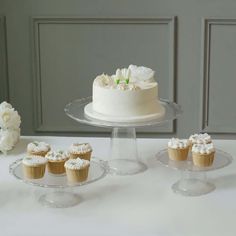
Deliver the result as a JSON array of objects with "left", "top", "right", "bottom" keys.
[{"left": 84, "top": 65, "right": 165, "bottom": 122}]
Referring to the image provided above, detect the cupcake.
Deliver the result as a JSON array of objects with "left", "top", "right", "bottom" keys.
[
  {"left": 22, "top": 155, "right": 48, "bottom": 179},
  {"left": 27, "top": 141, "right": 51, "bottom": 157},
  {"left": 68, "top": 143, "right": 92, "bottom": 161},
  {"left": 45, "top": 150, "right": 69, "bottom": 174},
  {"left": 192, "top": 143, "right": 215, "bottom": 167},
  {"left": 189, "top": 133, "right": 212, "bottom": 149},
  {"left": 168, "top": 138, "right": 190, "bottom": 161},
  {"left": 65, "top": 158, "right": 90, "bottom": 183}
]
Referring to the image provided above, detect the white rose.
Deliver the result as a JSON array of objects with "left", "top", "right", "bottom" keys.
[
  {"left": 0, "top": 128, "right": 20, "bottom": 153},
  {"left": 10, "top": 128, "right": 20, "bottom": 145},
  {"left": 0, "top": 101, "right": 12, "bottom": 111},
  {"left": 128, "top": 65, "right": 155, "bottom": 82},
  {"left": 0, "top": 129, "right": 15, "bottom": 153},
  {"left": 94, "top": 74, "right": 114, "bottom": 87},
  {"left": 0, "top": 108, "right": 21, "bottom": 129}
]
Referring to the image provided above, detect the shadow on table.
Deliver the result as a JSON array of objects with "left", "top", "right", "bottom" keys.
[{"left": 212, "top": 174, "right": 236, "bottom": 190}]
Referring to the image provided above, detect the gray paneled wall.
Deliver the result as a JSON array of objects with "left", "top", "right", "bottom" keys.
[
  {"left": 1, "top": 0, "right": 236, "bottom": 138},
  {"left": 0, "top": 16, "right": 8, "bottom": 102},
  {"left": 32, "top": 17, "right": 176, "bottom": 134}
]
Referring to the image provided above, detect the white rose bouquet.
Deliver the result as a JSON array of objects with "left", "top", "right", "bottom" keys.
[{"left": 0, "top": 101, "right": 21, "bottom": 154}]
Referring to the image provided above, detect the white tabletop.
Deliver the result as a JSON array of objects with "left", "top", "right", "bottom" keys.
[{"left": 1, "top": 136, "right": 236, "bottom": 236}]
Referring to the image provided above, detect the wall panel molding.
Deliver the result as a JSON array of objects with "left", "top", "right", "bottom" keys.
[
  {"left": 201, "top": 18, "right": 236, "bottom": 134},
  {"left": 32, "top": 16, "right": 177, "bottom": 134},
  {"left": 0, "top": 16, "right": 9, "bottom": 102}
]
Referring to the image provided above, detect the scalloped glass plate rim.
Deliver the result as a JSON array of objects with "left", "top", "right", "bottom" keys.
[
  {"left": 156, "top": 148, "right": 233, "bottom": 172},
  {"left": 9, "top": 158, "right": 108, "bottom": 188},
  {"left": 64, "top": 96, "right": 182, "bottom": 128}
]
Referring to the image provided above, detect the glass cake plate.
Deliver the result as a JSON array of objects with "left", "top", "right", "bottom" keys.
[
  {"left": 157, "top": 149, "right": 233, "bottom": 196},
  {"left": 65, "top": 97, "right": 182, "bottom": 175},
  {"left": 9, "top": 158, "right": 108, "bottom": 208},
  {"left": 65, "top": 97, "right": 182, "bottom": 128}
]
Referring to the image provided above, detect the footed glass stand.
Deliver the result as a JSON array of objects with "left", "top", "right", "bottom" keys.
[
  {"left": 9, "top": 158, "right": 107, "bottom": 208},
  {"left": 65, "top": 97, "right": 182, "bottom": 175},
  {"left": 157, "top": 149, "right": 232, "bottom": 196}
]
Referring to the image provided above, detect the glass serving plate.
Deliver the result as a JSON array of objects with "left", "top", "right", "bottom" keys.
[{"left": 64, "top": 97, "right": 182, "bottom": 128}]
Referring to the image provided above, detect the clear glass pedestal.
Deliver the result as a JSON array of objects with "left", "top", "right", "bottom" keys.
[
  {"left": 109, "top": 127, "right": 147, "bottom": 175},
  {"left": 65, "top": 97, "right": 182, "bottom": 176}
]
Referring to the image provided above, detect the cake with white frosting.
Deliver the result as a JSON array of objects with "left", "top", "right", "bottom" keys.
[
  {"left": 168, "top": 138, "right": 190, "bottom": 161},
  {"left": 84, "top": 65, "right": 165, "bottom": 122},
  {"left": 22, "top": 155, "right": 48, "bottom": 179},
  {"left": 27, "top": 141, "right": 51, "bottom": 157},
  {"left": 45, "top": 150, "right": 69, "bottom": 174},
  {"left": 65, "top": 158, "right": 90, "bottom": 183},
  {"left": 192, "top": 143, "right": 215, "bottom": 167},
  {"left": 68, "top": 143, "right": 92, "bottom": 161}
]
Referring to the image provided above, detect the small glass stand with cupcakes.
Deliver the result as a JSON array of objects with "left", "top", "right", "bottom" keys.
[
  {"left": 10, "top": 153, "right": 108, "bottom": 208},
  {"left": 157, "top": 134, "right": 233, "bottom": 196}
]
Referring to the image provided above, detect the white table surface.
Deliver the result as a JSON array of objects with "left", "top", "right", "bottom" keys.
[{"left": 1, "top": 136, "right": 236, "bottom": 236}]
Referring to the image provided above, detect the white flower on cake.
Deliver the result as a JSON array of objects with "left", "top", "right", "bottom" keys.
[
  {"left": 116, "top": 83, "right": 141, "bottom": 91},
  {"left": 94, "top": 74, "right": 114, "bottom": 87},
  {"left": 114, "top": 68, "right": 131, "bottom": 84},
  {"left": 0, "top": 101, "right": 21, "bottom": 154},
  {"left": 128, "top": 64, "right": 155, "bottom": 83}
]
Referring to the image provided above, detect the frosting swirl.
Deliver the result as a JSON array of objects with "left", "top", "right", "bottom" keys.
[
  {"left": 69, "top": 143, "right": 92, "bottom": 154},
  {"left": 192, "top": 143, "right": 215, "bottom": 154},
  {"left": 45, "top": 150, "right": 69, "bottom": 161},
  {"left": 64, "top": 158, "right": 90, "bottom": 170},
  {"left": 168, "top": 138, "right": 190, "bottom": 149},
  {"left": 189, "top": 133, "right": 212, "bottom": 144},
  {"left": 27, "top": 141, "right": 50, "bottom": 153},
  {"left": 23, "top": 155, "right": 48, "bottom": 166}
]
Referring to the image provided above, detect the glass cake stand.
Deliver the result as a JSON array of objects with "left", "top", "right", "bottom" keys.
[
  {"left": 9, "top": 158, "right": 108, "bottom": 208},
  {"left": 156, "top": 149, "right": 233, "bottom": 196},
  {"left": 65, "top": 97, "right": 182, "bottom": 175}
]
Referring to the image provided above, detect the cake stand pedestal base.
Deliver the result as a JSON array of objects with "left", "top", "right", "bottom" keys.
[
  {"left": 38, "top": 189, "right": 81, "bottom": 208},
  {"left": 172, "top": 171, "right": 215, "bottom": 196},
  {"left": 108, "top": 127, "right": 147, "bottom": 175}
]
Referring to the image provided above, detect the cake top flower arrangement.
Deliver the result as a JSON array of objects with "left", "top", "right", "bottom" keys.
[
  {"left": 93, "top": 64, "right": 156, "bottom": 91},
  {"left": 0, "top": 101, "right": 21, "bottom": 154}
]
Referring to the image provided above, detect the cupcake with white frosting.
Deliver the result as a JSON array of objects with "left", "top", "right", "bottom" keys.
[
  {"left": 27, "top": 141, "right": 51, "bottom": 157},
  {"left": 192, "top": 143, "right": 215, "bottom": 167},
  {"left": 189, "top": 133, "right": 212, "bottom": 147},
  {"left": 45, "top": 150, "right": 69, "bottom": 174},
  {"left": 168, "top": 138, "right": 190, "bottom": 161},
  {"left": 65, "top": 158, "right": 90, "bottom": 183},
  {"left": 68, "top": 143, "right": 92, "bottom": 161},
  {"left": 22, "top": 155, "right": 48, "bottom": 179}
]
